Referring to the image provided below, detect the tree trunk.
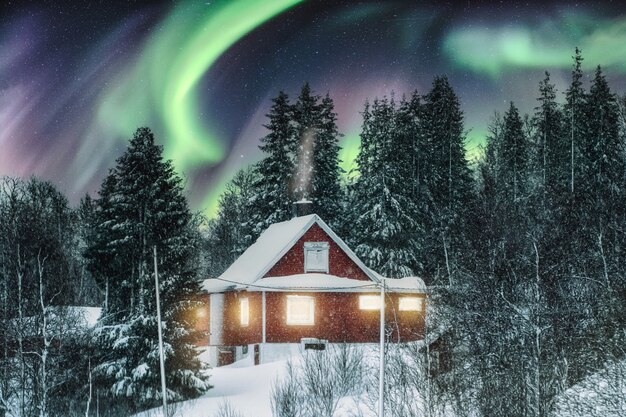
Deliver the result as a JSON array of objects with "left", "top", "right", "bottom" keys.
[
  {"left": 17, "top": 245, "right": 26, "bottom": 417},
  {"left": 38, "top": 252, "right": 49, "bottom": 417}
]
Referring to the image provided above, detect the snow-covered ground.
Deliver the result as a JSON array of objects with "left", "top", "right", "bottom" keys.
[
  {"left": 553, "top": 358, "right": 626, "bottom": 417},
  {"left": 135, "top": 347, "right": 295, "bottom": 417},
  {"left": 135, "top": 344, "right": 387, "bottom": 417}
]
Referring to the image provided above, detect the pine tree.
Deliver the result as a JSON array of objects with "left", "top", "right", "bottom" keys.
[
  {"left": 500, "top": 102, "right": 529, "bottom": 204},
  {"left": 563, "top": 47, "right": 587, "bottom": 195},
  {"left": 352, "top": 98, "right": 421, "bottom": 278},
  {"left": 248, "top": 91, "right": 295, "bottom": 238},
  {"left": 420, "top": 76, "right": 474, "bottom": 283},
  {"left": 309, "top": 93, "right": 344, "bottom": 227},
  {"left": 249, "top": 85, "right": 345, "bottom": 235},
  {"left": 291, "top": 82, "right": 322, "bottom": 202},
  {"left": 533, "top": 72, "right": 566, "bottom": 199},
  {"left": 88, "top": 127, "right": 209, "bottom": 413},
  {"left": 396, "top": 92, "right": 424, "bottom": 199},
  {"left": 585, "top": 65, "right": 622, "bottom": 213},
  {"left": 206, "top": 167, "right": 258, "bottom": 276}
]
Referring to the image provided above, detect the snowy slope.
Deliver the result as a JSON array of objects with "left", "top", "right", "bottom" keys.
[
  {"left": 135, "top": 349, "right": 291, "bottom": 417},
  {"left": 553, "top": 359, "right": 626, "bottom": 417},
  {"left": 134, "top": 344, "right": 387, "bottom": 417}
]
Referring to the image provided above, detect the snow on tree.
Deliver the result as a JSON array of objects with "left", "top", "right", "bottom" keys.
[
  {"left": 244, "top": 85, "right": 344, "bottom": 241},
  {"left": 419, "top": 76, "right": 474, "bottom": 285},
  {"left": 246, "top": 91, "right": 296, "bottom": 240},
  {"left": 352, "top": 98, "right": 421, "bottom": 278},
  {"left": 87, "top": 127, "right": 209, "bottom": 413},
  {"left": 205, "top": 167, "right": 258, "bottom": 276},
  {"left": 532, "top": 72, "right": 567, "bottom": 199},
  {"left": 308, "top": 93, "right": 344, "bottom": 229}
]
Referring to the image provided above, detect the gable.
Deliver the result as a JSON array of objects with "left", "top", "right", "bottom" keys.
[
  {"left": 206, "top": 214, "right": 378, "bottom": 292},
  {"left": 265, "top": 223, "right": 371, "bottom": 281}
]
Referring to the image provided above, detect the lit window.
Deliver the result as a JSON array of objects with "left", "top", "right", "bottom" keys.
[
  {"left": 399, "top": 297, "right": 423, "bottom": 311},
  {"left": 304, "top": 242, "right": 329, "bottom": 273},
  {"left": 359, "top": 295, "right": 381, "bottom": 310},
  {"left": 240, "top": 298, "right": 249, "bottom": 326},
  {"left": 286, "top": 296, "right": 314, "bottom": 325}
]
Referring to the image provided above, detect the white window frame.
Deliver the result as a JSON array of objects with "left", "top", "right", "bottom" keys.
[
  {"left": 240, "top": 298, "right": 249, "bottom": 327},
  {"left": 286, "top": 295, "right": 315, "bottom": 325},
  {"left": 399, "top": 297, "right": 423, "bottom": 312},
  {"left": 359, "top": 295, "right": 381, "bottom": 310},
  {"left": 304, "top": 242, "right": 329, "bottom": 273}
]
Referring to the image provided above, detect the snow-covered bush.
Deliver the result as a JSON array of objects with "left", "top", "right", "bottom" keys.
[
  {"left": 213, "top": 399, "right": 245, "bottom": 417},
  {"left": 271, "top": 344, "right": 365, "bottom": 417}
]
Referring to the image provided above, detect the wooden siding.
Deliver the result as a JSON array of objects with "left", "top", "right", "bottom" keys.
[
  {"left": 193, "top": 295, "right": 210, "bottom": 346},
  {"left": 264, "top": 223, "right": 370, "bottom": 280},
  {"left": 222, "top": 291, "right": 263, "bottom": 346},
  {"left": 221, "top": 290, "right": 424, "bottom": 345}
]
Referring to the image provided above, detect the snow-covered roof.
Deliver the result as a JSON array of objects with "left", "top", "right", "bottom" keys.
[
  {"left": 7, "top": 306, "right": 102, "bottom": 337},
  {"left": 242, "top": 274, "right": 425, "bottom": 293},
  {"left": 382, "top": 276, "right": 426, "bottom": 293},
  {"left": 68, "top": 306, "right": 102, "bottom": 328},
  {"left": 243, "top": 274, "right": 376, "bottom": 292},
  {"left": 202, "top": 214, "right": 380, "bottom": 292}
]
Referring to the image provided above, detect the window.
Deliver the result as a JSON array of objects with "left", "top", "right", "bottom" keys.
[
  {"left": 286, "top": 296, "right": 315, "bottom": 325},
  {"left": 359, "top": 295, "right": 382, "bottom": 310},
  {"left": 240, "top": 298, "right": 249, "bottom": 326},
  {"left": 399, "top": 297, "right": 423, "bottom": 312},
  {"left": 304, "top": 242, "right": 329, "bottom": 273}
]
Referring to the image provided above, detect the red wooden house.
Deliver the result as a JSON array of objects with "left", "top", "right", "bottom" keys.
[{"left": 202, "top": 210, "right": 426, "bottom": 366}]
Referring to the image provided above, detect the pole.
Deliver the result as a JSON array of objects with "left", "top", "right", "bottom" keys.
[
  {"left": 153, "top": 245, "right": 168, "bottom": 417},
  {"left": 262, "top": 291, "right": 267, "bottom": 344},
  {"left": 262, "top": 290, "right": 267, "bottom": 364},
  {"left": 379, "top": 279, "right": 385, "bottom": 417}
]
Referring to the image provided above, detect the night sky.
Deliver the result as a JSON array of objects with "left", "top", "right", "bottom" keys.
[{"left": 2, "top": 0, "right": 626, "bottom": 215}]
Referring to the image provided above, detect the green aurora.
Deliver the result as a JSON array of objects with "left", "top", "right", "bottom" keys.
[
  {"left": 5, "top": 1, "right": 626, "bottom": 218},
  {"left": 95, "top": 0, "right": 303, "bottom": 179},
  {"left": 445, "top": 13, "right": 626, "bottom": 77}
]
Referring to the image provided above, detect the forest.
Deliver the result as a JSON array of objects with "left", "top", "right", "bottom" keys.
[{"left": 1, "top": 49, "right": 625, "bottom": 416}]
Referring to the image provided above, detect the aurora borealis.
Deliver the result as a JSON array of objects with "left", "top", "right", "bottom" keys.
[{"left": 2, "top": 1, "right": 626, "bottom": 216}]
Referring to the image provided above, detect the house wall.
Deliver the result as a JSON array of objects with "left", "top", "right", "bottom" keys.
[
  {"left": 264, "top": 223, "right": 370, "bottom": 281},
  {"left": 193, "top": 299, "right": 210, "bottom": 347},
  {"left": 222, "top": 291, "right": 263, "bottom": 346},
  {"left": 208, "top": 293, "right": 225, "bottom": 346},
  {"left": 220, "top": 290, "right": 425, "bottom": 346}
]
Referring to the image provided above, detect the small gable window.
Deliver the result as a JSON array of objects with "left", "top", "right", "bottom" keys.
[{"left": 304, "top": 242, "right": 329, "bottom": 273}]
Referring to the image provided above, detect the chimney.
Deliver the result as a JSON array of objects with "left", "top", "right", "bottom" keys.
[{"left": 292, "top": 199, "right": 314, "bottom": 218}]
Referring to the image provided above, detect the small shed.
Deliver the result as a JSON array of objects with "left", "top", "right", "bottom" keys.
[{"left": 202, "top": 213, "right": 426, "bottom": 366}]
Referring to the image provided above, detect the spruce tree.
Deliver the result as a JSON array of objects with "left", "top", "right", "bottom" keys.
[
  {"left": 291, "top": 82, "right": 322, "bottom": 202},
  {"left": 420, "top": 76, "right": 474, "bottom": 283},
  {"left": 533, "top": 72, "right": 566, "bottom": 199},
  {"left": 579, "top": 66, "right": 626, "bottom": 373},
  {"left": 585, "top": 65, "right": 622, "bottom": 212},
  {"left": 248, "top": 91, "right": 295, "bottom": 238},
  {"left": 249, "top": 85, "right": 344, "bottom": 234},
  {"left": 352, "top": 98, "right": 421, "bottom": 278},
  {"left": 500, "top": 102, "right": 529, "bottom": 204},
  {"left": 88, "top": 127, "right": 209, "bottom": 413},
  {"left": 206, "top": 167, "right": 258, "bottom": 276},
  {"left": 396, "top": 92, "right": 424, "bottom": 199},
  {"left": 309, "top": 93, "right": 344, "bottom": 227},
  {"left": 563, "top": 47, "right": 587, "bottom": 196}
]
